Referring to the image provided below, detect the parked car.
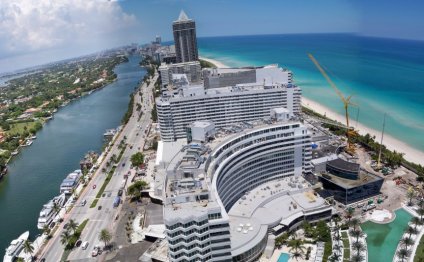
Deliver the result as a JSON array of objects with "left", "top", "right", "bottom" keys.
[
  {"left": 81, "top": 241, "right": 89, "bottom": 250},
  {"left": 75, "top": 240, "right": 82, "bottom": 247},
  {"left": 98, "top": 205, "right": 102, "bottom": 210},
  {"left": 81, "top": 199, "right": 87, "bottom": 206},
  {"left": 93, "top": 184, "right": 97, "bottom": 189}
]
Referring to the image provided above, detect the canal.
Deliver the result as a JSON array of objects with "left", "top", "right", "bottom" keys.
[{"left": 0, "top": 55, "right": 145, "bottom": 257}]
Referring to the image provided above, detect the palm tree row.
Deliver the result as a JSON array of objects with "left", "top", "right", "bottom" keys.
[
  {"left": 396, "top": 220, "right": 420, "bottom": 262},
  {"left": 60, "top": 219, "right": 80, "bottom": 250}
]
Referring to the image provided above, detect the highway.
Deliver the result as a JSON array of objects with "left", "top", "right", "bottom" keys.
[{"left": 39, "top": 71, "right": 158, "bottom": 262}]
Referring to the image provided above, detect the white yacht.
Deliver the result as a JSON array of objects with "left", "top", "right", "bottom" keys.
[
  {"left": 37, "top": 193, "right": 66, "bottom": 230},
  {"left": 3, "top": 231, "right": 29, "bottom": 262}
]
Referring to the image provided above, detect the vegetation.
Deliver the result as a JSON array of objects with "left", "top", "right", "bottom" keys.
[
  {"left": 91, "top": 146, "right": 126, "bottom": 207},
  {"left": 199, "top": 59, "right": 216, "bottom": 68},
  {"left": 121, "top": 93, "right": 134, "bottom": 124},
  {"left": 130, "top": 152, "right": 144, "bottom": 167},
  {"left": 22, "top": 240, "right": 34, "bottom": 260},
  {"left": 99, "top": 228, "right": 112, "bottom": 248},
  {"left": 127, "top": 180, "right": 148, "bottom": 200},
  {"left": 0, "top": 54, "right": 128, "bottom": 170},
  {"left": 414, "top": 233, "right": 424, "bottom": 262}
]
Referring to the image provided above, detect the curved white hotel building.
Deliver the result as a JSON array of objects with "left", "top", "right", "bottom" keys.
[{"left": 161, "top": 119, "right": 333, "bottom": 262}]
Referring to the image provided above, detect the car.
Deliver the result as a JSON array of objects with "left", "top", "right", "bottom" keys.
[
  {"left": 93, "top": 184, "right": 96, "bottom": 189},
  {"left": 81, "top": 199, "right": 87, "bottom": 206},
  {"left": 91, "top": 248, "right": 99, "bottom": 257},
  {"left": 122, "top": 163, "right": 126, "bottom": 167},
  {"left": 75, "top": 240, "right": 82, "bottom": 247},
  {"left": 118, "top": 189, "right": 123, "bottom": 196},
  {"left": 98, "top": 205, "right": 102, "bottom": 210},
  {"left": 81, "top": 241, "right": 89, "bottom": 250},
  {"left": 63, "top": 223, "right": 69, "bottom": 230}
]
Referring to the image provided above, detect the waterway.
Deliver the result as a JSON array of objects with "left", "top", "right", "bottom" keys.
[
  {"left": 0, "top": 55, "right": 145, "bottom": 257},
  {"left": 361, "top": 208, "right": 412, "bottom": 262}
]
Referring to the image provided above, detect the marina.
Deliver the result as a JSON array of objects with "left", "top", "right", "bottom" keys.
[{"left": 0, "top": 55, "right": 145, "bottom": 258}]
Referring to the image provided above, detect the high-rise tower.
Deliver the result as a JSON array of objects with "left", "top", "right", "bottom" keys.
[{"left": 172, "top": 10, "right": 198, "bottom": 63}]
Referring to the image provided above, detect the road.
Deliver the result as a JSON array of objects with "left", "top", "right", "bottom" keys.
[{"left": 39, "top": 72, "right": 158, "bottom": 262}]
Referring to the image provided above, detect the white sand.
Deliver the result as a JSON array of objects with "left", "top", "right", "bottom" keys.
[
  {"left": 199, "top": 56, "right": 228, "bottom": 68},
  {"left": 199, "top": 55, "right": 424, "bottom": 165},
  {"left": 302, "top": 97, "right": 424, "bottom": 165}
]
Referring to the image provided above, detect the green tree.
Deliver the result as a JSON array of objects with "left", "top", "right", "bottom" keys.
[
  {"left": 22, "top": 240, "right": 34, "bottom": 260},
  {"left": 396, "top": 248, "right": 410, "bottom": 262},
  {"left": 68, "top": 219, "right": 79, "bottom": 234},
  {"left": 287, "top": 238, "right": 305, "bottom": 261},
  {"left": 99, "top": 228, "right": 112, "bottom": 248},
  {"left": 401, "top": 237, "right": 413, "bottom": 250},
  {"left": 130, "top": 152, "right": 144, "bottom": 167},
  {"left": 60, "top": 230, "right": 71, "bottom": 247},
  {"left": 406, "top": 187, "right": 415, "bottom": 206},
  {"left": 127, "top": 180, "right": 148, "bottom": 200},
  {"left": 349, "top": 229, "right": 364, "bottom": 243}
]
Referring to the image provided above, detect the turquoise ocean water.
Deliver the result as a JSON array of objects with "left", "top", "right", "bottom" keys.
[{"left": 198, "top": 34, "right": 424, "bottom": 154}]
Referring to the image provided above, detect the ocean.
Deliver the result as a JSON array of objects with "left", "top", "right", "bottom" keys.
[{"left": 198, "top": 34, "right": 424, "bottom": 154}]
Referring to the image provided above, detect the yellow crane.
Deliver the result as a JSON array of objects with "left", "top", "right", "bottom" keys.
[{"left": 308, "top": 53, "right": 356, "bottom": 153}]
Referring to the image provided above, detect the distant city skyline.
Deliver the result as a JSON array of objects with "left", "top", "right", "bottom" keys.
[{"left": 1, "top": 0, "right": 423, "bottom": 73}]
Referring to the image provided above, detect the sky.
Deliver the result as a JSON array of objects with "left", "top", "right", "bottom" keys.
[{"left": 0, "top": 0, "right": 423, "bottom": 73}]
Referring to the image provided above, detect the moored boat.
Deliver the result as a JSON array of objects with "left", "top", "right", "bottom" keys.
[{"left": 3, "top": 231, "right": 29, "bottom": 262}]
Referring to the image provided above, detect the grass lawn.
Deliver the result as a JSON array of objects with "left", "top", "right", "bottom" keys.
[
  {"left": 7, "top": 121, "right": 40, "bottom": 135},
  {"left": 414, "top": 233, "right": 424, "bottom": 262}
]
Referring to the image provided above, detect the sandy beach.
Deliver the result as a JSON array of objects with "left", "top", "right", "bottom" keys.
[
  {"left": 199, "top": 56, "right": 228, "bottom": 68},
  {"left": 200, "top": 55, "right": 424, "bottom": 165}
]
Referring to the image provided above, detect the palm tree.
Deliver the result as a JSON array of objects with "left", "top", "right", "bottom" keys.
[
  {"left": 349, "top": 229, "right": 364, "bottom": 243},
  {"left": 412, "top": 216, "right": 421, "bottom": 231},
  {"left": 417, "top": 198, "right": 424, "bottom": 209},
  {"left": 22, "top": 240, "right": 34, "bottom": 260},
  {"left": 418, "top": 208, "right": 424, "bottom": 223},
  {"left": 60, "top": 230, "right": 71, "bottom": 247},
  {"left": 68, "top": 219, "right": 79, "bottom": 234},
  {"left": 352, "top": 241, "right": 365, "bottom": 256},
  {"left": 99, "top": 229, "right": 112, "bottom": 249},
  {"left": 349, "top": 218, "right": 360, "bottom": 230},
  {"left": 401, "top": 237, "right": 414, "bottom": 250},
  {"left": 406, "top": 225, "right": 417, "bottom": 239},
  {"left": 52, "top": 202, "right": 61, "bottom": 213},
  {"left": 396, "top": 248, "right": 410, "bottom": 262},
  {"left": 345, "top": 208, "right": 354, "bottom": 223},
  {"left": 333, "top": 243, "right": 342, "bottom": 254},
  {"left": 351, "top": 254, "right": 365, "bottom": 262},
  {"left": 288, "top": 238, "right": 306, "bottom": 260},
  {"left": 406, "top": 188, "right": 415, "bottom": 206},
  {"left": 329, "top": 253, "right": 341, "bottom": 262},
  {"left": 42, "top": 224, "right": 51, "bottom": 236}
]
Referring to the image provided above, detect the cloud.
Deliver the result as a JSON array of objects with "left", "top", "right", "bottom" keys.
[{"left": 0, "top": 0, "right": 138, "bottom": 62}]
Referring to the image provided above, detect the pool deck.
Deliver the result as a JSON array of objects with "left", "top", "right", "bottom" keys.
[{"left": 364, "top": 209, "right": 396, "bottom": 224}]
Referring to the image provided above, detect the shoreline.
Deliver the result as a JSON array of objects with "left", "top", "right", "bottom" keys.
[{"left": 199, "top": 55, "right": 424, "bottom": 166}]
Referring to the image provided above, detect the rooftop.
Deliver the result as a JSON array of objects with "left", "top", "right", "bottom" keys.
[{"left": 318, "top": 170, "right": 383, "bottom": 189}]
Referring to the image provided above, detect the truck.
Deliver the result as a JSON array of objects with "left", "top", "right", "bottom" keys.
[{"left": 113, "top": 196, "right": 121, "bottom": 208}]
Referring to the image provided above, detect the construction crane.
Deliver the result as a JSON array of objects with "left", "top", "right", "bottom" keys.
[{"left": 308, "top": 53, "right": 357, "bottom": 153}]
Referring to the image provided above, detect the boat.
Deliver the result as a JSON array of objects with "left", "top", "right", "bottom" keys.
[
  {"left": 3, "top": 231, "right": 29, "bottom": 262},
  {"left": 11, "top": 150, "right": 19, "bottom": 156},
  {"left": 30, "top": 135, "right": 37, "bottom": 140},
  {"left": 59, "top": 170, "right": 82, "bottom": 195},
  {"left": 37, "top": 193, "right": 66, "bottom": 230},
  {"left": 22, "top": 140, "right": 33, "bottom": 147}
]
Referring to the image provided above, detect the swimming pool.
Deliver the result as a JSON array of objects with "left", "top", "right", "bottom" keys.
[
  {"left": 277, "top": 252, "right": 290, "bottom": 262},
  {"left": 361, "top": 208, "right": 412, "bottom": 262}
]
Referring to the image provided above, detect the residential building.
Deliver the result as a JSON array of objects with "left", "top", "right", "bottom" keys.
[
  {"left": 173, "top": 10, "right": 199, "bottom": 63},
  {"left": 156, "top": 65, "right": 301, "bottom": 142},
  {"left": 158, "top": 61, "right": 202, "bottom": 88}
]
